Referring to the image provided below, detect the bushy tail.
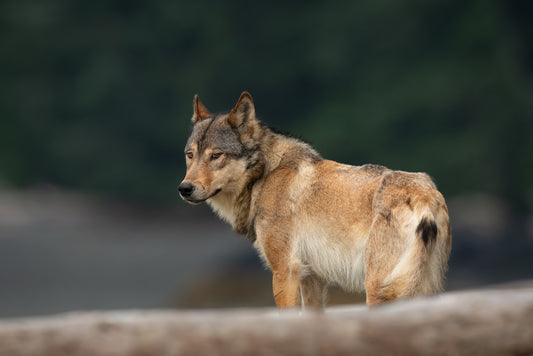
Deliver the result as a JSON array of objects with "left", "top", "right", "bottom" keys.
[
  {"left": 375, "top": 210, "right": 447, "bottom": 302},
  {"left": 417, "top": 215, "right": 438, "bottom": 247}
]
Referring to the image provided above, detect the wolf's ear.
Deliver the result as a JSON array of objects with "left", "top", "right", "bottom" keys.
[
  {"left": 192, "top": 94, "right": 211, "bottom": 123},
  {"left": 228, "top": 92, "right": 255, "bottom": 128}
]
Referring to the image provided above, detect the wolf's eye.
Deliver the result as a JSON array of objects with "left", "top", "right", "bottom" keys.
[
  {"left": 211, "top": 152, "right": 223, "bottom": 160},
  {"left": 186, "top": 152, "right": 193, "bottom": 159}
]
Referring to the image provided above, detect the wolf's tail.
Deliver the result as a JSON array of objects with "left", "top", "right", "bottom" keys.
[
  {"left": 376, "top": 208, "right": 450, "bottom": 302},
  {"left": 417, "top": 214, "right": 438, "bottom": 247}
]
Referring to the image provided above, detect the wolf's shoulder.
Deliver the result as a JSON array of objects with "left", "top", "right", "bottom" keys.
[{"left": 358, "top": 163, "right": 389, "bottom": 175}]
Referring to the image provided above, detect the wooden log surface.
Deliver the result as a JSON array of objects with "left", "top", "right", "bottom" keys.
[{"left": 0, "top": 287, "right": 532, "bottom": 356}]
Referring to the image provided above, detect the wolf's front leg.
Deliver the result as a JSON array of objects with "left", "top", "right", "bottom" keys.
[
  {"left": 255, "top": 211, "right": 301, "bottom": 307},
  {"left": 272, "top": 262, "right": 300, "bottom": 307}
]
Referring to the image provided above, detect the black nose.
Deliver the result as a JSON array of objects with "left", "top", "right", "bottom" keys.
[{"left": 178, "top": 182, "right": 194, "bottom": 198}]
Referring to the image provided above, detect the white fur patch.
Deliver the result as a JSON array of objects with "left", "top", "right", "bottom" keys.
[
  {"left": 293, "top": 219, "right": 367, "bottom": 293},
  {"left": 208, "top": 191, "right": 237, "bottom": 227}
]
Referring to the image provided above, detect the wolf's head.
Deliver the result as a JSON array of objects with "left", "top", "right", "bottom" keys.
[{"left": 178, "top": 92, "right": 264, "bottom": 204}]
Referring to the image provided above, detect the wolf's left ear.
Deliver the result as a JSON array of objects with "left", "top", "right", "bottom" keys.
[
  {"left": 192, "top": 94, "right": 211, "bottom": 123},
  {"left": 228, "top": 92, "right": 255, "bottom": 128}
]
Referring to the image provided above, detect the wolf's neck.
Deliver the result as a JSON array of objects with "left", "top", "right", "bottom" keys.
[
  {"left": 207, "top": 128, "right": 321, "bottom": 242},
  {"left": 261, "top": 129, "right": 322, "bottom": 174},
  {"left": 207, "top": 155, "right": 265, "bottom": 242}
]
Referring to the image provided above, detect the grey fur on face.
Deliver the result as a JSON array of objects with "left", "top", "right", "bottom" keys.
[{"left": 186, "top": 115, "right": 246, "bottom": 158}]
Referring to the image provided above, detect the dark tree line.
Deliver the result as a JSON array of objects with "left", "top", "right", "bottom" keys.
[{"left": 1, "top": 0, "right": 531, "bottom": 215}]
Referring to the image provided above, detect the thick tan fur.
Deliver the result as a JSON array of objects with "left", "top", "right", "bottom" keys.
[{"left": 179, "top": 92, "right": 451, "bottom": 307}]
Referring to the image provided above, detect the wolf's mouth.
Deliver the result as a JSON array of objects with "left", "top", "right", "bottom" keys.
[
  {"left": 207, "top": 188, "right": 222, "bottom": 200},
  {"left": 184, "top": 188, "right": 221, "bottom": 204}
]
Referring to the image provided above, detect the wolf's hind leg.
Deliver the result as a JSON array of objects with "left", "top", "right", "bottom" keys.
[
  {"left": 299, "top": 274, "right": 325, "bottom": 309},
  {"left": 364, "top": 212, "right": 405, "bottom": 306}
]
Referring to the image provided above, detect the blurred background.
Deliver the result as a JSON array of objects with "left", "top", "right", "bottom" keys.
[{"left": 1, "top": 0, "right": 532, "bottom": 317}]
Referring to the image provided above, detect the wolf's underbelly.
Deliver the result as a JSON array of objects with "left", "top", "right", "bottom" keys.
[{"left": 297, "top": 231, "right": 367, "bottom": 293}]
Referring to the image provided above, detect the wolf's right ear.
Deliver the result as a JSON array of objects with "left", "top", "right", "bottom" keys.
[
  {"left": 228, "top": 92, "right": 255, "bottom": 128},
  {"left": 192, "top": 94, "right": 211, "bottom": 123}
]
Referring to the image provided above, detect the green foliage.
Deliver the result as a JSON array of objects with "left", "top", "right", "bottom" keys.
[{"left": 1, "top": 0, "right": 531, "bottom": 211}]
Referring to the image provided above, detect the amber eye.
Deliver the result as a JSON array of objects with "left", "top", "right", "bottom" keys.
[
  {"left": 186, "top": 152, "right": 193, "bottom": 159},
  {"left": 211, "top": 152, "right": 223, "bottom": 160}
]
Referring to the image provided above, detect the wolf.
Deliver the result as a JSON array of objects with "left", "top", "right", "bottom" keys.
[{"left": 178, "top": 92, "right": 451, "bottom": 307}]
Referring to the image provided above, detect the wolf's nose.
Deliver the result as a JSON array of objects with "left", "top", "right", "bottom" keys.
[{"left": 178, "top": 182, "right": 194, "bottom": 197}]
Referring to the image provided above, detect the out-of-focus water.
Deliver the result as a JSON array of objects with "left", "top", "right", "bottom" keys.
[{"left": 0, "top": 189, "right": 254, "bottom": 317}]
